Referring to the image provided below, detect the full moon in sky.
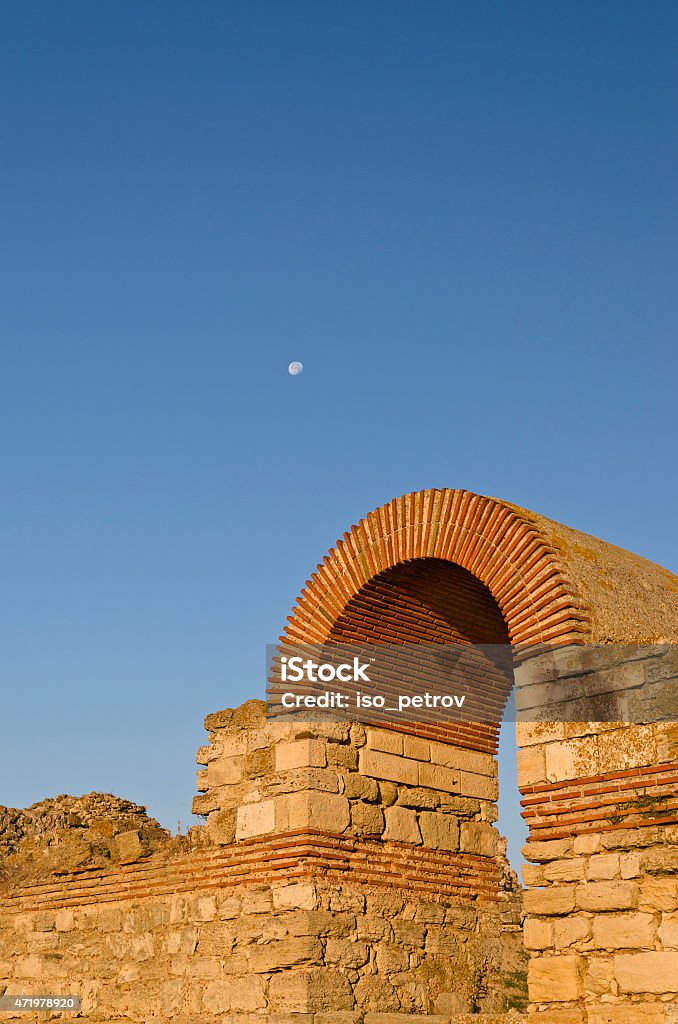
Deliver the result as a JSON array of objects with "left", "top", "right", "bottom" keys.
[{"left": 288, "top": 361, "right": 304, "bottom": 375}]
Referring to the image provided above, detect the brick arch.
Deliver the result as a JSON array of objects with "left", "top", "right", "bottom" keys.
[{"left": 283, "top": 489, "right": 591, "bottom": 649}]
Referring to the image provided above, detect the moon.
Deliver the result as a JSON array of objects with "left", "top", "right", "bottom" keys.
[{"left": 288, "top": 361, "right": 304, "bottom": 376}]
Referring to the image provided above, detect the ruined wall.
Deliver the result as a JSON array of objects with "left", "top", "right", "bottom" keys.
[
  {"left": 2, "top": 486, "right": 677, "bottom": 1024},
  {"left": 0, "top": 700, "right": 526, "bottom": 1022}
]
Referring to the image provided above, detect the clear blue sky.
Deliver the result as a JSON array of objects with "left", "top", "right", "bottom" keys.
[{"left": 1, "top": 2, "right": 676, "bottom": 870}]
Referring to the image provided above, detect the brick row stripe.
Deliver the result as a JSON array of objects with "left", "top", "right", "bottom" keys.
[
  {"left": 0, "top": 832, "right": 500, "bottom": 913},
  {"left": 521, "top": 762, "right": 678, "bottom": 839}
]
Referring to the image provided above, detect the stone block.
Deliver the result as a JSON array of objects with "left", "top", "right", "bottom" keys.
[
  {"left": 366, "top": 728, "right": 403, "bottom": 755},
  {"left": 517, "top": 745, "right": 547, "bottom": 786},
  {"left": 54, "top": 910, "right": 75, "bottom": 932},
  {"left": 614, "top": 951, "right": 678, "bottom": 992},
  {"left": 207, "top": 756, "right": 242, "bottom": 786},
  {"left": 458, "top": 769, "right": 497, "bottom": 800},
  {"left": 574, "top": 833, "right": 601, "bottom": 855},
  {"left": 523, "top": 887, "right": 576, "bottom": 916},
  {"left": 403, "top": 735, "right": 431, "bottom": 761},
  {"left": 545, "top": 735, "right": 598, "bottom": 782},
  {"left": 114, "top": 830, "right": 144, "bottom": 861},
  {"left": 247, "top": 937, "right": 321, "bottom": 973},
  {"left": 576, "top": 881, "right": 638, "bottom": 912},
  {"left": 587, "top": 1006, "right": 665, "bottom": 1024},
  {"left": 516, "top": 721, "right": 566, "bottom": 746},
  {"left": 275, "top": 739, "right": 327, "bottom": 771},
  {"left": 282, "top": 791, "right": 350, "bottom": 833},
  {"left": 235, "top": 799, "right": 275, "bottom": 839},
  {"left": 325, "top": 937, "right": 369, "bottom": 967},
  {"left": 268, "top": 968, "right": 353, "bottom": 1012},
  {"left": 418, "top": 762, "right": 459, "bottom": 793},
  {"left": 350, "top": 801, "right": 385, "bottom": 836},
  {"left": 598, "top": 724, "right": 657, "bottom": 773},
  {"left": 639, "top": 877, "right": 678, "bottom": 912},
  {"left": 359, "top": 748, "right": 418, "bottom": 786},
  {"left": 528, "top": 954, "right": 583, "bottom": 1001},
  {"left": 429, "top": 741, "right": 494, "bottom": 776},
  {"left": 459, "top": 821, "right": 497, "bottom": 857},
  {"left": 658, "top": 911, "right": 678, "bottom": 948},
  {"left": 202, "top": 976, "right": 266, "bottom": 1013},
  {"left": 592, "top": 911, "right": 657, "bottom": 949},
  {"left": 397, "top": 787, "right": 439, "bottom": 809},
  {"left": 523, "top": 917, "right": 554, "bottom": 949},
  {"left": 523, "top": 862, "right": 546, "bottom": 886},
  {"left": 642, "top": 850, "right": 678, "bottom": 875},
  {"left": 383, "top": 805, "right": 422, "bottom": 844},
  {"left": 620, "top": 853, "right": 641, "bottom": 879},
  {"left": 419, "top": 811, "right": 459, "bottom": 851},
  {"left": 584, "top": 956, "right": 615, "bottom": 995},
  {"left": 272, "top": 882, "right": 318, "bottom": 911},
  {"left": 523, "top": 838, "right": 573, "bottom": 862},
  {"left": 343, "top": 773, "right": 379, "bottom": 801},
  {"left": 553, "top": 914, "right": 592, "bottom": 948},
  {"left": 588, "top": 854, "right": 620, "bottom": 880},
  {"left": 544, "top": 858, "right": 586, "bottom": 882}
]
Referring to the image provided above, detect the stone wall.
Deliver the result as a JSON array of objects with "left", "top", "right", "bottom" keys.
[{"left": 0, "top": 700, "right": 526, "bottom": 1022}]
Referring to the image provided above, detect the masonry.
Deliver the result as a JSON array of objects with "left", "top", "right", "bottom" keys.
[{"left": 1, "top": 488, "right": 677, "bottom": 1024}]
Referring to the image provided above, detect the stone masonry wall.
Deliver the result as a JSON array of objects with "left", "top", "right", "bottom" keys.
[
  {"left": 517, "top": 719, "right": 678, "bottom": 1024},
  {"left": 0, "top": 700, "right": 526, "bottom": 1022}
]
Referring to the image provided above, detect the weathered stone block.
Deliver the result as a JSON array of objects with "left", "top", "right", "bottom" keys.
[
  {"left": 587, "top": 1006, "right": 665, "bottom": 1024},
  {"left": 207, "top": 756, "right": 242, "bottom": 786},
  {"left": 396, "top": 787, "right": 439, "bottom": 810},
  {"left": 614, "top": 950, "right": 678, "bottom": 992},
  {"left": 459, "top": 821, "right": 497, "bottom": 857},
  {"left": 639, "top": 877, "right": 678, "bottom": 912},
  {"left": 419, "top": 811, "right": 459, "bottom": 851},
  {"left": 553, "top": 914, "right": 592, "bottom": 948},
  {"left": 587, "top": 853, "right": 620, "bottom": 880},
  {"left": 576, "top": 881, "right": 638, "bottom": 912},
  {"left": 272, "top": 882, "right": 318, "bottom": 911},
  {"left": 658, "top": 911, "right": 678, "bottom": 948},
  {"left": 383, "top": 805, "right": 422, "bottom": 844},
  {"left": 403, "top": 735, "right": 430, "bottom": 761},
  {"left": 458, "top": 769, "right": 497, "bottom": 800},
  {"left": 343, "top": 773, "right": 379, "bottom": 801},
  {"left": 523, "top": 917, "right": 554, "bottom": 949},
  {"left": 528, "top": 954, "right": 583, "bottom": 1001},
  {"left": 366, "top": 728, "right": 403, "bottom": 755},
  {"left": 350, "top": 801, "right": 385, "bottom": 836},
  {"left": 235, "top": 799, "right": 275, "bottom": 839},
  {"left": 247, "top": 937, "right": 322, "bottom": 973},
  {"left": 523, "top": 887, "right": 576, "bottom": 916},
  {"left": 275, "top": 739, "right": 327, "bottom": 771},
  {"left": 325, "top": 937, "right": 369, "bottom": 967},
  {"left": 523, "top": 838, "right": 573, "bottom": 862},
  {"left": 544, "top": 858, "right": 586, "bottom": 882},
  {"left": 418, "top": 762, "right": 459, "bottom": 793},
  {"left": 202, "top": 976, "right": 266, "bottom": 1013},
  {"left": 593, "top": 913, "right": 655, "bottom": 954},
  {"left": 517, "top": 745, "right": 547, "bottom": 786},
  {"left": 282, "top": 791, "right": 350, "bottom": 833},
  {"left": 545, "top": 735, "right": 598, "bottom": 782},
  {"left": 268, "top": 968, "right": 353, "bottom": 1012},
  {"left": 359, "top": 748, "right": 418, "bottom": 786}
]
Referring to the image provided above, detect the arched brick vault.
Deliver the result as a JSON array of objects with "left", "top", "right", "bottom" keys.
[
  {"left": 283, "top": 487, "right": 678, "bottom": 649},
  {"left": 283, "top": 489, "right": 592, "bottom": 650},
  {"left": 282, "top": 489, "right": 678, "bottom": 753}
]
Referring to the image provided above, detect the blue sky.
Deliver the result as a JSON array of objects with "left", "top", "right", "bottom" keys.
[{"left": 1, "top": 1, "right": 676, "bottom": 869}]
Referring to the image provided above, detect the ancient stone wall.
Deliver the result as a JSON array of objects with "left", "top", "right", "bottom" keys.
[
  {"left": 0, "top": 700, "right": 526, "bottom": 1021},
  {"left": 2, "top": 486, "right": 677, "bottom": 1024}
]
